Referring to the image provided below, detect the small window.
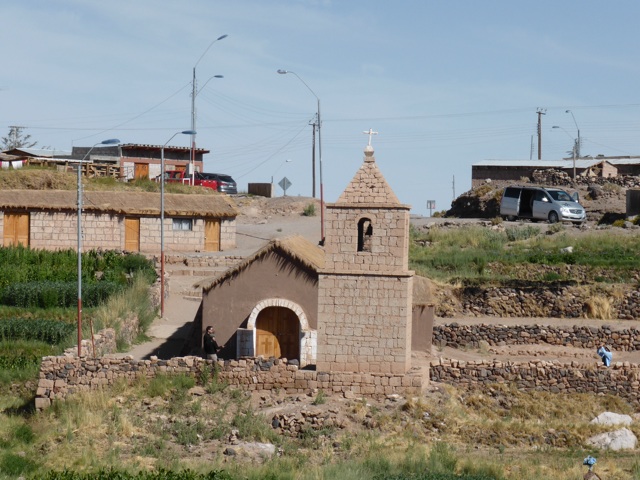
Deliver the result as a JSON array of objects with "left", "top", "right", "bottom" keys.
[
  {"left": 357, "top": 218, "right": 373, "bottom": 252},
  {"left": 172, "top": 218, "right": 193, "bottom": 231}
]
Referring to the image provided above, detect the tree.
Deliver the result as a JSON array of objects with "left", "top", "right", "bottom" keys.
[{"left": 1, "top": 126, "right": 37, "bottom": 150}]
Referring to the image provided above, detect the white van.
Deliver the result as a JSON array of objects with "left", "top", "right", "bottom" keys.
[{"left": 500, "top": 186, "right": 586, "bottom": 224}]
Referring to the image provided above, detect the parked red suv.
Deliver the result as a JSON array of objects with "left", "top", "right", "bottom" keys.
[{"left": 160, "top": 171, "right": 218, "bottom": 190}]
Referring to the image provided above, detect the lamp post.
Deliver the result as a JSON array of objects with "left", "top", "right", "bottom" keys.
[
  {"left": 566, "top": 109, "right": 581, "bottom": 159},
  {"left": 277, "top": 69, "right": 324, "bottom": 241},
  {"left": 552, "top": 125, "right": 576, "bottom": 180},
  {"left": 160, "top": 130, "right": 196, "bottom": 317},
  {"left": 190, "top": 34, "right": 227, "bottom": 185},
  {"left": 77, "top": 138, "right": 120, "bottom": 357}
]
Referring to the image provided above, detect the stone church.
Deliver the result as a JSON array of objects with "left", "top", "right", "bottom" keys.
[{"left": 196, "top": 142, "right": 432, "bottom": 372}]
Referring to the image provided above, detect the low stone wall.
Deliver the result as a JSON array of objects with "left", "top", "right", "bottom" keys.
[
  {"left": 433, "top": 323, "right": 640, "bottom": 351},
  {"left": 62, "top": 328, "right": 118, "bottom": 358},
  {"left": 35, "top": 355, "right": 423, "bottom": 410},
  {"left": 436, "top": 285, "right": 640, "bottom": 319},
  {"left": 430, "top": 358, "right": 640, "bottom": 408}
]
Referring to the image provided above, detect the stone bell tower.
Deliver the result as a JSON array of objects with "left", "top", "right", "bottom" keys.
[{"left": 316, "top": 141, "right": 413, "bottom": 374}]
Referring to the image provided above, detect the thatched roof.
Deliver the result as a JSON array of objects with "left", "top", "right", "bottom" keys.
[
  {"left": 198, "top": 234, "right": 325, "bottom": 292},
  {"left": 0, "top": 190, "right": 238, "bottom": 217}
]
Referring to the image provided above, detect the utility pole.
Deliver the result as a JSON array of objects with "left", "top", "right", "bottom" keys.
[
  {"left": 310, "top": 115, "right": 317, "bottom": 198},
  {"left": 536, "top": 108, "right": 546, "bottom": 160},
  {"left": 452, "top": 175, "right": 456, "bottom": 200}
]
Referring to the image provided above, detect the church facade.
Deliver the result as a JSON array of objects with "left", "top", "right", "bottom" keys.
[{"left": 316, "top": 144, "right": 413, "bottom": 374}]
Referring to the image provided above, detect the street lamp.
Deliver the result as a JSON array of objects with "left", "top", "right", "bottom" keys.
[
  {"left": 566, "top": 109, "right": 581, "bottom": 159},
  {"left": 552, "top": 125, "right": 576, "bottom": 180},
  {"left": 160, "top": 130, "right": 196, "bottom": 317},
  {"left": 277, "top": 69, "right": 324, "bottom": 242},
  {"left": 77, "top": 138, "right": 120, "bottom": 357},
  {"left": 190, "top": 34, "right": 227, "bottom": 185}
]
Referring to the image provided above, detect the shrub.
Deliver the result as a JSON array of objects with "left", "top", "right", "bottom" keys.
[
  {"left": 312, "top": 389, "right": 327, "bottom": 405},
  {"left": 505, "top": 226, "right": 540, "bottom": 242},
  {"left": 612, "top": 219, "right": 626, "bottom": 228},
  {"left": 546, "top": 223, "right": 565, "bottom": 234},
  {"left": 302, "top": 203, "right": 316, "bottom": 217},
  {"left": 585, "top": 296, "right": 612, "bottom": 319}
]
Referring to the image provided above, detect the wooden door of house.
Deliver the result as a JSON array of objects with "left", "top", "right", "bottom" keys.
[
  {"left": 134, "top": 163, "right": 149, "bottom": 180},
  {"left": 124, "top": 217, "right": 140, "bottom": 251},
  {"left": 204, "top": 219, "right": 220, "bottom": 251},
  {"left": 256, "top": 307, "right": 300, "bottom": 360},
  {"left": 3, "top": 213, "right": 29, "bottom": 247}
]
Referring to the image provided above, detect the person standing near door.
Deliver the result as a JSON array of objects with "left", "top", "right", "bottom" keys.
[{"left": 203, "top": 326, "right": 221, "bottom": 361}]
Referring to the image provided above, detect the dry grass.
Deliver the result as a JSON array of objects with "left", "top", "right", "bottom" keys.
[
  {"left": 2, "top": 378, "right": 639, "bottom": 479},
  {"left": 585, "top": 296, "right": 613, "bottom": 319}
]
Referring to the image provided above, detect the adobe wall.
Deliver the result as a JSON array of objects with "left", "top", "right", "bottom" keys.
[
  {"left": 201, "top": 251, "right": 319, "bottom": 351},
  {"left": 35, "top": 355, "right": 423, "bottom": 410},
  {"left": 430, "top": 359, "right": 640, "bottom": 408}
]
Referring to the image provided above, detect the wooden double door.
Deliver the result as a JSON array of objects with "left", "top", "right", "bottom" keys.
[
  {"left": 255, "top": 307, "right": 300, "bottom": 361},
  {"left": 3, "top": 213, "right": 29, "bottom": 247}
]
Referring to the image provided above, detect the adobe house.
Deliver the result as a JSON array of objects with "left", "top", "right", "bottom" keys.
[
  {"left": 6, "top": 144, "right": 210, "bottom": 181},
  {"left": 197, "top": 144, "right": 433, "bottom": 370},
  {"left": 471, "top": 157, "right": 640, "bottom": 187},
  {"left": 0, "top": 190, "right": 237, "bottom": 252},
  {"left": 70, "top": 144, "right": 209, "bottom": 181}
]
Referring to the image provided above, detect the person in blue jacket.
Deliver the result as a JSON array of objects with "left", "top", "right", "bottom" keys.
[{"left": 597, "top": 345, "right": 612, "bottom": 367}]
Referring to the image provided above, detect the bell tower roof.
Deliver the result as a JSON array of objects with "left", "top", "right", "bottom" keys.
[{"left": 336, "top": 145, "right": 401, "bottom": 205}]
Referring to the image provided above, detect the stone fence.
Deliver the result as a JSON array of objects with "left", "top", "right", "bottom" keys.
[
  {"left": 430, "top": 359, "right": 640, "bottom": 408},
  {"left": 35, "top": 355, "right": 423, "bottom": 410},
  {"left": 436, "top": 285, "right": 640, "bottom": 319},
  {"left": 434, "top": 323, "right": 640, "bottom": 351}
]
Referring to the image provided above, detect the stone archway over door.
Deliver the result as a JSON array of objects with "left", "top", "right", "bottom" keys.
[{"left": 255, "top": 307, "right": 300, "bottom": 360}]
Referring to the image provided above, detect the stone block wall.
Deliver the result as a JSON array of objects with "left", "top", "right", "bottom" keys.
[
  {"left": 430, "top": 359, "right": 640, "bottom": 408},
  {"left": 35, "top": 356, "right": 423, "bottom": 410},
  {"left": 6, "top": 211, "right": 235, "bottom": 254},
  {"left": 220, "top": 218, "right": 236, "bottom": 250},
  {"left": 30, "top": 212, "right": 122, "bottom": 250},
  {"left": 322, "top": 206, "right": 409, "bottom": 272},
  {"left": 317, "top": 273, "right": 412, "bottom": 374}
]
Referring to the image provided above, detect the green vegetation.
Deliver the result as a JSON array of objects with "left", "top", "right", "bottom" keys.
[
  {"left": 302, "top": 203, "right": 316, "bottom": 217},
  {"left": 0, "top": 377, "right": 633, "bottom": 479},
  {"left": 410, "top": 225, "right": 640, "bottom": 283},
  {"left": 0, "top": 246, "right": 157, "bottom": 392}
]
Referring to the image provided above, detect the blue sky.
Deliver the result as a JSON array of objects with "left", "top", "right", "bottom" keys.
[{"left": 2, "top": 0, "right": 640, "bottom": 215}]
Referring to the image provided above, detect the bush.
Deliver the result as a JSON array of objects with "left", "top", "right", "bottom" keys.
[
  {"left": 302, "top": 203, "right": 316, "bottom": 217},
  {"left": 505, "top": 226, "right": 540, "bottom": 242}
]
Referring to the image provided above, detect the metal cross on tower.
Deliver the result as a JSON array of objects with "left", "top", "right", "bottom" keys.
[{"left": 363, "top": 128, "right": 378, "bottom": 146}]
